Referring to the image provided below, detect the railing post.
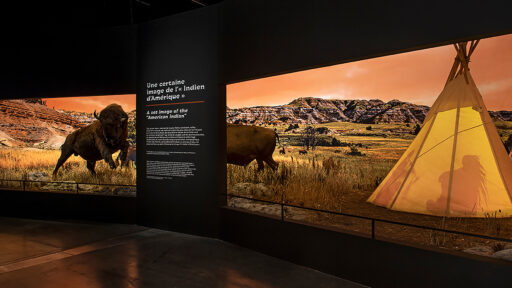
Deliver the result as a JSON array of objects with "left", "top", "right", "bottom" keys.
[
  {"left": 22, "top": 180, "right": 25, "bottom": 192},
  {"left": 281, "top": 189, "right": 285, "bottom": 222},
  {"left": 371, "top": 219, "right": 375, "bottom": 240}
]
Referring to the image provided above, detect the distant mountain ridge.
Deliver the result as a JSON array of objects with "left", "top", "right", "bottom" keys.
[{"left": 227, "top": 97, "right": 512, "bottom": 125}]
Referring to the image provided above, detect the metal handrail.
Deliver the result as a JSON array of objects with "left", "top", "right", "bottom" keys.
[
  {"left": 223, "top": 193, "right": 512, "bottom": 243},
  {"left": 0, "top": 179, "right": 136, "bottom": 187},
  {"left": 0, "top": 178, "right": 136, "bottom": 195}
]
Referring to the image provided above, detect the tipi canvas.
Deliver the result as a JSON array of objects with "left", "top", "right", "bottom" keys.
[{"left": 367, "top": 40, "right": 512, "bottom": 217}]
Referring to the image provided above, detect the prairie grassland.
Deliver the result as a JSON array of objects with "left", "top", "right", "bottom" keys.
[
  {"left": 227, "top": 121, "right": 405, "bottom": 212},
  {"left": 228, "top": 149, "right": 396, "bottom": 212},
  {"left": 227, "top": 122, "right": 413, "bottom": 205},
  {"left": 495, "top": 120, "right": 512, "bottom": 142},
  {"left": 0, "top": 148, "right": 136, "bottom": 186},
  {"left": 269, "top": 122, "right": 416, "bottom": 139}
]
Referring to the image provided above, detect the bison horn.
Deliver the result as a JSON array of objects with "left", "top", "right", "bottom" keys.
[
  {"left": 94, "top": 110, "right": 100, "bottom": 120},
  {"left": 121, "top": 117, "right": 127, "bottom": 122}
]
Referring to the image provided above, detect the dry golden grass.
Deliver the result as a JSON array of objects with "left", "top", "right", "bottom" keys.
[
  {"left": 0, "top": 148, "right": 135, "bottom": 185},
  {"left": 228, "top": 122, "right": 405, "bottom": 211},
  {"left": 227, "top": 147, "right": 396, "bottom": 212}
]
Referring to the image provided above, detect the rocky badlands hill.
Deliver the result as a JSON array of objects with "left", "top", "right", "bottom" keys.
[
  {"left": 0, "top": 99, "right": 87, "bottom": 149},
  {"left": 0, "top": 99, "right": 136, "bottom": 149},
  {"left": 226, "top": 97, "right": 512, "bottom": 125}
]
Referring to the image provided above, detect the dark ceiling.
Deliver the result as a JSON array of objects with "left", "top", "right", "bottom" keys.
[
  {"left": 0, "top": 0, "right": 224, "bottom": 94},
  {"left": 7, "top": 0, "right": 223, "bottom": 29},
  {"left": 103, "top": 0, "right": 224, "bottom": 26}
]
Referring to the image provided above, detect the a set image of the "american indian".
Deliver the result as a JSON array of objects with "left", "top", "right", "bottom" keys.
[
  {"left": 0, "top": 94, "right": 136, "bottom": 196},
  {"left": 226, "top": 33, "right": 512, "bottom": 255}
]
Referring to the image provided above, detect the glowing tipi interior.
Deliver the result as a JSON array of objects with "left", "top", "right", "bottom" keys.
[{"left": 367, "top": 40, "right": 512, "bottom": 217}]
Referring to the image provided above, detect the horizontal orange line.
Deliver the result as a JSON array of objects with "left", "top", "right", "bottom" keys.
[{"left": 146, "top": 101, "right": 205, "bottom": 107}]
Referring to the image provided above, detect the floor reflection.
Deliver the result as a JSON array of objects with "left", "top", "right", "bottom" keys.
[{"left": 0, "top": 218, "right": 364, "bottom": 288}]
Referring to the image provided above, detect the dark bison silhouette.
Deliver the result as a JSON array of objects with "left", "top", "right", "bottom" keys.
[
  {"left": 227, "top": 124, "right": 279, "bottom": 171},
  {"left": 53, "top": 104, "right": 130, "bottom": 176},
  {"left": 117, "top": 146, "right": 136, "bottom": 167}
]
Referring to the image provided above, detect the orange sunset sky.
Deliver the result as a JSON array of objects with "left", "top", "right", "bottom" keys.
[
  {"left": 43, "top": 94, "right": 136, "bottom": 113},
  {"left": 227, "top": 34, "right": 512, "bottom": 111}
]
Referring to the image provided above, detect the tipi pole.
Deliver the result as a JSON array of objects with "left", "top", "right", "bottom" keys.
[
  {"left": 455, "top": 42, "right": 470, "bottom": 83},
  {"left": 468, "top": 39, "right": 479, "bottom": 57},
  {"left": 445, "top": 55, "right": 460, "bottom": 86},
  {"left": 445, "top": 104, "right": 461, "bottom": 216},
  {"left": 388, "top": 116, "right": 437, "bottom": 209}
]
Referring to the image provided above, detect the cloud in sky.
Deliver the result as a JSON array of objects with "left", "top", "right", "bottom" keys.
[
  {"left": 43, "top": 94, "right": 136, "bottom": 113},
  {"left": 227, "top": 34, "right": 512, "bottom": 111}
]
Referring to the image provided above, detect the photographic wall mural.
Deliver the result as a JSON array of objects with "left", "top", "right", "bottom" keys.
[
  {"left": 0, "top": 94, "right": 136, "bottom": 196},
  {"left": 226, "top": 33, "right": 512, "bottom": 256}
]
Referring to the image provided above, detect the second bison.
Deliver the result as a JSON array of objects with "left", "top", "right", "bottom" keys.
[
  {"left": 53, "top": 104, "right": 130, "bottom": 176},
  {"left": 227, "top": 124, "right": 279, "bottom": 171}
]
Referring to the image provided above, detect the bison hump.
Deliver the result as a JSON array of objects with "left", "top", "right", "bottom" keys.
[{"left": 227, "top": 125, "right": 277, "bottom": 156}]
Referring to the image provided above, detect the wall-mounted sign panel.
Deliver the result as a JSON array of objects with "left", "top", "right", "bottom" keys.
[{"left": 137, "top": 6, "right": 221, "bottom": 237}]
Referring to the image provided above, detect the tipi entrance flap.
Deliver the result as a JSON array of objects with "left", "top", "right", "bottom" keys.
[
  {"left": 391, "top": 113, "right": 454, "bottom": 214},
  {"left": 418, "top": 109, "right": 456, "bottom": 156}
]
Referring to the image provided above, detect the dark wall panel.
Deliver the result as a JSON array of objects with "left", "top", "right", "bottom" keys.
[
  {"left": 0, "top": 191, "right": 136, "bottom": 223},
  {"left": 223, "top": 0, "right": 512, "bottom": 84},
  {"left": 2, "top": 26, "right": 136, "bottom": 100},
  {"left": 221, "top": 208, "right": 512, "bottom": 288}
]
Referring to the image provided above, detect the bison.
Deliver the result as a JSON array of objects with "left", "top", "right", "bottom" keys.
[
  {"left": 53, "top": 104, "right": 130, "bottom": 176},
  {"left": 116, "top": 146, "right": 136, "bottom": 167},
  {"left": 227, "top": 124, "right": 279, "bottom": 171}
]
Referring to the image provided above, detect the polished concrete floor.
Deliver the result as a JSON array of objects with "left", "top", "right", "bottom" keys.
[{"left": 0, "top": 217, "right": 366, "bottom": 288}]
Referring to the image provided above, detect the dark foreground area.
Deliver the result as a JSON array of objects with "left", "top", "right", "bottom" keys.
[{"left": 0, "top": 217, "right": 364, "bottom": 288}]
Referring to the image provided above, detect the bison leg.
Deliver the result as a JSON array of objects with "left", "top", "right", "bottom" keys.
[
  {"left": 256, "top": 159, "right": 265, "bottom": 171},
  {"left": 118, "top": 142, "right": 130, "bottom": 168},
  {"left": 53, "top": 147, "right": 74, "bottom": 177},
  {"left": 119, "top": 150, "right": 128, "bottom": 168},
  {"left": 115, "top": 154, "right": 121, "bottom": 167},
  {"left": 99, "top": 154, "right": 116, "bottom": 170},
  {"left": 86, "top": 160, "right": 97, "bottom": 176},
  {"left": 264, "top": 157, "right": 279, "bottom": 171},
  {"left": 94, "top": 134, "right": 117, "bottom": 169}
]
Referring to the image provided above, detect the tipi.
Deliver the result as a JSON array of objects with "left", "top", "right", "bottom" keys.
[{"left": 367, "top": 40, "right": 512, "bottom": 217}]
